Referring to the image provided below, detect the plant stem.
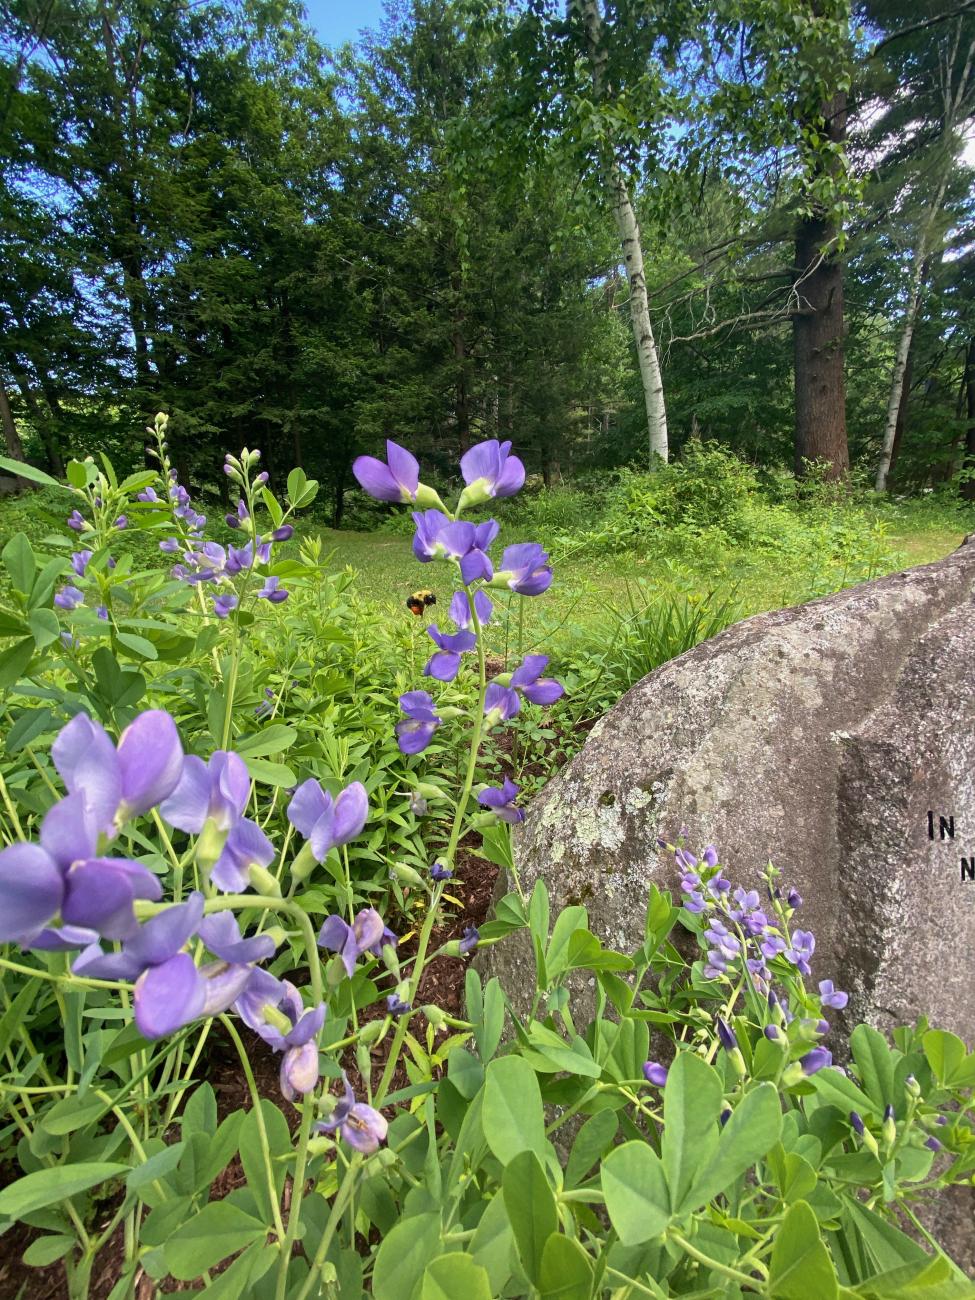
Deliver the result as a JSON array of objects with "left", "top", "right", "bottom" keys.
[
  {"left": 291, "top": 1154, "right": 363, "bottom": 1300},
  {"left": 668, "top": 1228, "right": 765, "bottom": 1288},
  {"left": 274, "top": 1100, "right": 314, "bottom": 1300},
  {"left": 220, "top": 1016, "right": 287, "bottom": 1241}
]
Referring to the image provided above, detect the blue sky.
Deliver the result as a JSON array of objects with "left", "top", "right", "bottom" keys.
[{"left": 303, "top": 0, "right": 389, "bottom": 47}]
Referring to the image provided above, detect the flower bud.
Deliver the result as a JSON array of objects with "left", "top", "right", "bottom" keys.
[
  {"left": 381, "top": 943, "right": 400, "bottom": 976},
  {"left": 882, "top": 1105, "right": 896, "bottom": 1147},
  {"left": 905, "top": 1074, "right": 921, "bottom": 1099},
  {"left": 415, "top": 781, "right": 444, "bottom": 801},
  {"left": 325, "top": 953, "right": 348, "bottom": 988},
  {"left": 357, "top": 1018, "right": 388, "bottom": 1046},
  {"left": 391, "top": 863, "right": 424, "bottom": 888},
  {"left": 421, "top": 1004, "right": 448, "bottom": 1029},
  {"left": 355, "top": 1042, "right": 372, "bottom": 1079}
]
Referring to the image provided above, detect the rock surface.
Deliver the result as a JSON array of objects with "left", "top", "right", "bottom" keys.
[{"left": 480, "top": 536, "right": 975, "bottom": 1266}]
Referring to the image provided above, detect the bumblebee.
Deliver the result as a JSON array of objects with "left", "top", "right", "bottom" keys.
[{"left": 406, "top": 590, "right": 437, "bottom": 616}]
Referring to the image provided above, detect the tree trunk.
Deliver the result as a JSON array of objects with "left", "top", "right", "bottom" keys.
[
  {"left": 887, "top": 335, "right": 915, "bottom": 485},
  {"left": 792, "top": 76, "right": 849, "bottom": 481},
  {"left": 572, "top": 0, "right": 668, "bottom": 464},
  {"left": 12, "top": 367, "right": 64, "bottom": 476},
  {"left": 333, "top": 479, "right": 345, "bottom": 528},
  {"left": 875, "top": 200, "right": 945, "bottom": 492},
  {"left": 962, "top": 339, "right": 975, "bottom": 503},
  {"left": 609, "top": 165, "right": 668, "bottom": 463},
  {"left": 0, "top": 384, "right": 28, "bottom": 467}
]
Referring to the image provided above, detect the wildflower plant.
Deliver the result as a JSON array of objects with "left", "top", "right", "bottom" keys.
[{"left": 0, "top": 430, "right": 971, "bottom": 1299}]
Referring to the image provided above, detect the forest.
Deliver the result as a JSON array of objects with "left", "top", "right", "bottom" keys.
[{"left": 1, "top": 0, "right": 973, "bottom": 523}]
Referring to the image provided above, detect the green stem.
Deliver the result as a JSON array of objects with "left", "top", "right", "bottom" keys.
[
  {"left": 291, "top": 1155, "right": 363, "bottom": 1300},
  {"left": 220, "top": 1016, "right": 287, "bottom": 1241},
  {"left": 668, "top": 1228, "right": 765, "bottom": 1288},
  {"left": 274, "top": 1101, "right": 314, "bottom": 1300}
]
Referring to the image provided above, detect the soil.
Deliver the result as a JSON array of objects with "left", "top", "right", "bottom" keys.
[{"left": 0, "top": 846, "right": 500, "bottom": 1300}]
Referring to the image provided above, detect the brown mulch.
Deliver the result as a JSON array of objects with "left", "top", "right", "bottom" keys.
[{"left": 0, "top": 848, "right": 499, "bottom": 1300}]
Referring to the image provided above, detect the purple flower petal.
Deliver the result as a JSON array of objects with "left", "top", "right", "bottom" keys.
[
  {"left": 522, "top": 680, "right": 564, "bottom": 705},
  {"left": 0, "top": 843, "right": 64, "bottom": 943},
  {"left": 158, "top": 755, "right": 211, "bottom": 833},
  {"left": 62, "top": 857, "right": 162, "bottom": 940},
  {"left": 459, "top": 549, "right": 493, "bottom": 585},
  {"left": 126, "top": 892, "right": 205, "bottom": 968},
  {"left": 40, "top": 793, "right": 98, "bottom": 870},
  {"left": 332, "top": 783, "right": 368, "bottom": 845},
  {"left": 287, "top": 779, "right": 332, "bottom": 840},
  {"left": 134, "top": 953, "right": 206, "bottom": 1039},
  {"left": 281, "top": 1040, "right": 320, "bottom": 1100},
  {"left": 116, "top": 711, "right": 184, "bottom": 817},
  {"left": 199, "top": 961, "right": 256, "bottom": 1018},
  {"left": 51, "top": 715, "right": 121, "bottom": 832},
  {"left": 342, "top": 1102, "right": 388, "bottom": 1152},
  {"left": 210, "top": 818, "right": 275, "bottom": 892},
  {"left": 352, "top": 457, "right": 401, "bottom": 502},
  {"left": 285, "top": 1002, "right": 326, "bottom": 1047},
  {"left": 318, "top": 914, "right": 356, "bottom": 978},
  {"left": 424, "top": 651, "right": 462, "bottom": 681},
  {"left": 198, "top": 911, "right": 277, "bottom": 964}
]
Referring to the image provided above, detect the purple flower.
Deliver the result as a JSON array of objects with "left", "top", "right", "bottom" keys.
[
  {"left": 430, "top": 861, "right": 452, "bottom": 882},
  {"left": 423, "top": 623, "right": 476, "bottom": 682},
  {"left": 353, "top": 441, "right": 420, "bottom": 503},
  {"left": 449, "top": 588, "right": 493, "bottom": 630},
  {"left": 439, "top": 521, "right": 493, "bottom": 584},
  {"left": 54, "top": 585, "right": 84, "bottom": 610},
  {"left": 67, "top": 510, "right": 87, "bottom": 532},
  {"left": 235, "top": 969, "right": 325, "bottom": 1098},
  {"left": 460, "top": 926, "right": 480, "bottom": 954},
  {"left": 761, "top": 934, "right": 786, "bottom": 959},
  {"left": 483, "top": 682, "right": 520, "bottom": 727},
  {"left": 160, "top": 751, "right": 250, "bottom": 834},
  {"left": 213, "top": 593, "right": 238, "bottom": 618},
  {"left": 137, "top": 487, "right": 159, "bottom": 503},
  {"left": 319, "top": 907, "right": 396, "bottom": 979},
  {"left": 271, "top": 525, "right": 293, "bottom": 542},
  {"left": 702, "top": 846, "right": 718, "bottom": 867},
  {"left": 114, "top": 515, "right": 128, "bottom": 530},
  {"left": 643, "top": 1061, "right": 668, "bottom": 1086},
  {"left": 257, "top": 576, "right": 289, "bottom": 604},
  {"left": 683, "top": 890, "right": 706, "bottom": 914},
  {"left": 209, "top": 817, "right": 275, "bottom": 892},
  {"left": 71, "top": 550, "right": 93, "bottom": 577},
  {"left": 786, "top": 929, "right": 815, "bottom": 976},
  {"left": 477, "top": 777, "right": 523, "bottom": 824},
  {"left": 287, "top": 779, "right": 368, "bottom": 861},
  {"left": 925, "top": 1136, "right": 942, "bottom": 1152},
  {"left": 396, "top": 691, "right": 441, "bottom": 755},
  {"left": 818, "top": 979, "right": 848, "bottom": 1009},
  {"left": 850, "top": 1111, "right": 865, "bottom": 1135},
  {"left": 510, "top": 655, "right": 564, "bottom": 706},
  {"left": 459, "top": 439, "right": 525, "bottom": 503},
  {"left": 96, "top": 605, "right": 108, "bottom": 621},
  {"left": 159, "top": 537, "right": 180, "bottom": 554},
  {"left": 491, "top": 543, "right": 552, "bottom": 596},
  {"left": 412, "top": 509, "right": 451, "bottom": 562},
  {"left": 787, "top": 888, "right": 802, "bottom": 908},
  {"left": 255, "top": 471, "right": 269, "bottom": 485},
  {"left": 763, "top": 1024, "right": 783, "bottom": 1041},
  {"left": 54, "top": 710, "right": 184, "bottom": 831},
  {"left": 387, "top": 994, "right": 411, "bottom": 1016},
  {"left": 800, "top": 1047, "right": 832, "bottom": 1076},
  {"left": 225, "top": 543, "right": 254, "bottom": 575},
  {"left": 317, "top": 1075, "right": 388, "bottom": 1153}
]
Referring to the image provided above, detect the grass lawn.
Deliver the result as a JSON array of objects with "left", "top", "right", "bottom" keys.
[{"left": 313, "top": 518, "right": 969, "bottom": 659}]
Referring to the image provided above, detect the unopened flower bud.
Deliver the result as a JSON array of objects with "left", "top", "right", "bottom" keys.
[
  {"left": 255, "top": 471, "right": 269, "bottom": 485},
  {"left": 325, "top": 953, "right": 348, "bottom": 988},
  {"left": 905, "top": 1074, "right": 921, "bottom": 1099},
  {"left": 421, "top": 1004, "right": 448, "bottom": 1029},
  {"left": 391, "top": 863, "right": 424, "bottom": 888},
  {"left": 381, "top": 943, "right": 400, "bottom": 976},
  {"left": 357, "top": 1019, "right": 388, "bottom": 1046},
  {"left": 356, "top": 1042, "right": 373, "bottom": 1078},
  {"left": 415, "top": 781, "right": 443, "bottom": 802},
  {"left": 882, "top": 1105, "right": 896, "bottom": 1146}
]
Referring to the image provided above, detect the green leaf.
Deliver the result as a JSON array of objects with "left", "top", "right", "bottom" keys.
[
  {"left": 476, "top": 977, "right": 505, "bottom": 1063},
  {"left": 6, "top": 706, "right": 54, "bottom": 753},
  {"left": 0, "top": 979, "right": 41, "bottom": 1058},
  {"left": 470, "top": 1191, "right": 516, "bottom": 1294},
  {"left": 243, "top": 758, "right": 296, "bottom": 787},
  {"left": 0, "top": 456, "right": 61, "bottom": 487},
  {"left": 116, "top": 632, "right": 158, "bottom": 661},
  {"left": 483, "top": 1056, "right": 547, "bottom": 1165},
  {"left": 239, "top": 1099, "right": 289, "bottom": 1223},
  {"left": 539, "top": 1233, "right": 594, "bottom": 1300},
  {"left": 40, "top": 1095, "right": 106, "bottom": 1136},
  {"left": 3, "top": 533, "right": 35, "bottom": 594},
  {"left": 601, "top": 1141, "right": 670, "bottom": 1245},
  {"left": 565, "top": 1110, "right": 618, "bottom": 1189},
  {"left": 126, "top": 1143, "right": 185, "bottom": 1194},
  {"left": 922, "top": 1030, "right": 967, "bottom": 1086},
  {"left": 0, "top": 1163, "right": 128, "bottom": 1219},
  {"left": 22, "top": 1234, "right": 75, "bottom": 1266},
  {"left": 372, "top": 1210, "right": 442, "bottom": 1300},
  {"left": 421, "top": 1253, "right": 492, "bottom": 1300},
  {"left": 235, "top": 724, "right": 297, "bottom": 757},
  {"left": 544, "top": 907, "right": 588, "bottom": 980},
  {"left": 28, "top": 609, "right": 60, "bottom": 649},
  {"left": 768, "top": 1200, "right": 838, "bottom": 1299},
  {"left": 662, "top": 1051, "right": 722, "bottom": 1209},
  {"left": 0, "top": 636, "right": 35, "bottom": 689},
  {"left": 66, "top": 460, "right": 89, "bottom": 489},
  {"left": 447, "top": 1047, "right": 484, "bottom": 1100},
  {"left": 851, "top": 1025, "right": 897, "bottom": 1110},
  {"left": 681, "top": 1081, "right": 783, "bottom": 1214},
  {"left": 810, "top": 1065, "right": 878, "bottom": 1120},
  {"left": 163, "top": 1202, "right": 267, "bottom": 1281},
  {"left": 503, "top": 1150, "right": 558, "bottom": 1285}
]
